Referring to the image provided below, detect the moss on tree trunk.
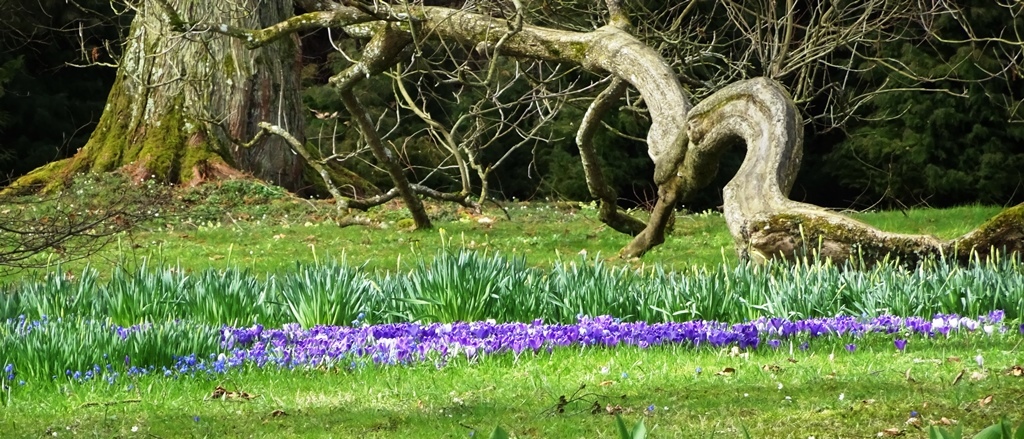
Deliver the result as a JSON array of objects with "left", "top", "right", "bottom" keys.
[
  {"left": 8, "top": 0, "right": 305, "bottom": 193},
  {"left": 947, "top": 204, "right": 1024, "bottom": 263}
]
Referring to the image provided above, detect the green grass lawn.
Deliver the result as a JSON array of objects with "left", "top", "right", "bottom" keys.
[
  {"left": 1, "top": 180, "right": 1020, "bottom": 438},
  {"left": 128, "top": 203, "right": 1009, "bottom": 272},
  {"left": 3, "top": 336, "right": 1022, "bottom": 438},
  {"left": 6, "top": 198, "right": 1006, "bottom": 284}
]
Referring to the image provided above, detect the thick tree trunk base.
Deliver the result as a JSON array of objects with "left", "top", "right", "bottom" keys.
[
  {"left": 7, "top": 0, "right": 305, "bottom": 194},
  {"left": 5, "top": 80, "right": 244, "bottom": 194},
  {"left": 745, "top": 210, "right": 944, "bottom": 264},
  {"left": 743, "top": 205, "right": 1024, "bottom": 265}
]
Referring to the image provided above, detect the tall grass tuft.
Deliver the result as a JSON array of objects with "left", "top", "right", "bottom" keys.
[
  {"left": 393, "top": 249, "right": 540, "bottom": 323},
  {"left": 0, "top": 250, "right": 1021, "bottom": 327},
  {"left": 0, "top": 316, "right": 220, "bottom": 381},
  {"left": 186, "top": 267, "right": 274, "bottom": 326},
  {"left": 546, "top": 255, "right": 640, "bottom": 323},
  {"left": 277, "top": 259, "right": 380, "bottom": 328},
  {"left": 99, "top": 261, "right": 189, "bottom": 325},
  {"left": 1, "top": 266, "right": 100, "bottom": 320}
]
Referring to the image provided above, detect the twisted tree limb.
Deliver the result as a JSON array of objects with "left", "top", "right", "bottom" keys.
[
  {"left": 684, "top": 78, "right": 1023, "bottom": 264},
  {"left": 575, "top": 77, "right": 646, "bottom": 236}
]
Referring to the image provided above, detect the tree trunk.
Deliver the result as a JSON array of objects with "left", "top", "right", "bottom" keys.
[
  {"left": 684, "top": 78, "right": 1024, "bottom": 265},
  {"left": 9, "top": 0, "right": 305, "bottom": 192},
  {"left": 327, "top": 23, "right": 432, "bottom": 229},
  {"left": 339, "top": 89, "right": 432, "bottom": 229},
  {"left": 576, "top": 77, "right": 647, "bottom": 236}
]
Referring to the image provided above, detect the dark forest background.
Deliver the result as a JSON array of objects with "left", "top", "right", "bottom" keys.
[{"left": 2, "top": 0, "right": 1021, "bottom": 211}]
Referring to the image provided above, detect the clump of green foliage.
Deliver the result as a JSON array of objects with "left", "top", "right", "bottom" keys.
[
  {"left": 930, "top": 418, "right": 1024, "bottom": 439},
  {"left": 2, "top": 248, "right": 1022, "bottom": 327}
]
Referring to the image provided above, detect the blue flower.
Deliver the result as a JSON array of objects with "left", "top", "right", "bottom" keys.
[
  {"left": 845, "top": 343, "right": 856, "bottom": 353},
  {"left": 894, "top": 339, "right": 907, "bottom": 351}
]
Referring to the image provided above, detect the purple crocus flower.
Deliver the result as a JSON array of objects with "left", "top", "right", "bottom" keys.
[
  {"left": 985, "top": 310, "right": 1004, "bottom": 323},
  {"left": 20, "top": 310, "right": 1014, "bottom": 382}
]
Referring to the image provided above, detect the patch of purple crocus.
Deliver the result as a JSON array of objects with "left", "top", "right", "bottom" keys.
[
  {"left": 210, "top": 312, "right": 1009, "bottom": 372},
  {"left": 40, "top": 310, "right": 1018, "bottom": 384}
]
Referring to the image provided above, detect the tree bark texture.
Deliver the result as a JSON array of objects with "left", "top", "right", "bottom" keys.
[{"left": 11, "top": 0, "right": 305, "bottom": 191}]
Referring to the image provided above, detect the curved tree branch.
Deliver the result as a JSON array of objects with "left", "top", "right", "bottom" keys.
[
  {"left": 575, "top": 77, "right": 646, "bottom": 236},
  {"left": 151, "top": 1, "right": 1024, "bottom": 263},
  {"left": 685, "top": 78, "right": 1023, "bottom": 264},
  {"left": 161, "top": 3, "right": 691, "bottom": 184},
  {"left": 329, "top": 24, "right": 431, "bottom": 229},
  {"left": 163, "top": 2, "right": 691, "bottom": 247}
]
